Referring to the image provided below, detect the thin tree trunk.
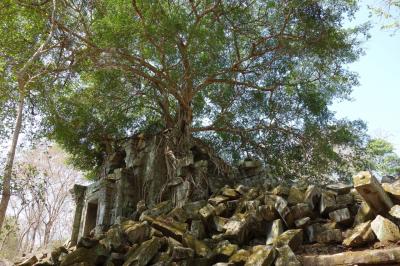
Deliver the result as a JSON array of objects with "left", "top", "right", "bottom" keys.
[{"left": 0, "top": 90, "right": 25, "bottom": 231}]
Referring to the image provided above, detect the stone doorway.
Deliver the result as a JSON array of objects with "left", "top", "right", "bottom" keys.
[{"left": 83, "top": 200, "right": 98, "bottom": 236}]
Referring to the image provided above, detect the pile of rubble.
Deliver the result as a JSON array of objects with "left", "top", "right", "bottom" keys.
[{"left": 15, "top": 171, "right": 400, "bottom": 266}]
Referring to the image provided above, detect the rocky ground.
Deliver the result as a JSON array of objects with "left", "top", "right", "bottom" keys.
[{"left": 14, "top": 171, "right": 400, "bottom": 266}]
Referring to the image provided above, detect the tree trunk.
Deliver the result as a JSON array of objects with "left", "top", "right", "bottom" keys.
[{"left": 0, "top": 89, "right": 25, "bottom": 231}]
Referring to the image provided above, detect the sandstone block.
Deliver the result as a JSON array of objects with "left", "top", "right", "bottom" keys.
[{"left": 371, "top": 215, "right": 400, "bottom": 242}]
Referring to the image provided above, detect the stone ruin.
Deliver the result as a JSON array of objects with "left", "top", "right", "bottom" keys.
[
  {"left": 13, "top": 133, "right": 400, "bottom": 266},
  {"left": 68, "top": 133, "right": 266, "bottom": 247}
]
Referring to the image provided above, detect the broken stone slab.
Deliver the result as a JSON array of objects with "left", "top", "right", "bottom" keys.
[
  {"left": 208, "top": 195, "right": 230, "bottom": 206},
  {"left": 101, "top": 226, "right": 124, "bottom": 252},
  {"left": 139, "top": 200, "right": 173, "bottom": 221},
  {"left": 382, "top": 181, "right": 400, "bottom": 202},
  {"left": 223, "top": 212, "right": 256, "bottom": 244},
  {"left": 272, "top": 185, "right": 290, "bottom": 197},
  {"left": 274, "top": 196, "right": 294, "bottom": 227},
  {"left": 229, "top": 249, "right": 250, "bottom": 265},
  {"left": 389, "top": 204, "right": 400, "bottom": 219},
  {"left": 319, "top": 191, "right": 337, "bottom": 214},
  {"left": 190, "top": 220, "right": 206, "bottom": 239},
  {"left": 77, "top": 236, "right": 99, "bottom": 249},
  {"left": 371, "top": 215, "right": 400, "bottom": 242},
  {"left": 287, "top": 186, "right": 305, "bottom": 205},
  {"left": 123, "top": 237, "right": 162, "bottom": 266},
  {"left": 275, "top": 245, "right": 301, "bottom": 266},
  {"left": 221, "top": 187, "right": 240, "bottom": 199},
  {"left": 171, "top": 246, "right": 195, "bottom": 261},
  {"left": 273, "top": 229, "right": 303, "bottom": 251},
  {"left": 199, "top": 203, "right": 216, "bottom": 220},
  {"left": 301, "top": 246, "right": 400, "bottom": 266},
  {"left": 305, "top": 223, "right": 323, "bottom": 243},
  {"left": 266, "top": 219, "right": 284, "bottom": 245},
  {"left": 335, "top": 193, "right": 354, "bottom": 208},
  {"left": 315, "top": 228, "right": 342, "bottom": 244},
  {"left": 214, "top": 240, "right": 239, "bottom": 258},
  {"left": 244, "top": 245, "right": 276, "bottom": 266},
  {"left": 353, "top": 171, "right": 393, "bottom": 215},
  {"left": 183, "top": 200, "right": 206, "bottom": 220},
  {"left": 294, "top": 217, "right": 311, "bottom": 228},
  {"left": 60, "top": 244, "right": 108, "bottom": 266},
  {"left": 258, "top": 204, "right": 278, "bottom": 221},
  {"left": 16, "top": 256, "right": 38, "bottom": 266},
  {"left": 326, "top": 183, "right": 353, "bottom": 195},
  {"left": 167, "top": 207, "right": 189, "bottom": 223},
  {"left": 354, "top": 201, "right": 374, "bottom": 226},
  {"left": 290, "top": 203, "right": 314, "bottom": 220},
  {"left": 304, "top": 185, "right": 321, "bottom": 210},
  {"left": 213, "top": 216, "right": 229, "bottom": 232},
  {"left": 328, "top": 208, "right": 351, "bottom": 224},
  {"left": 150, "top": 217, "right": 187, "bottom": 242},
  {"left": 182, "top": 234, "right": 213, "bottom": 258},
  {"left": 343, "top": 220, "right": 375, "bottom": 248},
  {"left": 121, "top": 220, "right": 151, "bottom": 244}
]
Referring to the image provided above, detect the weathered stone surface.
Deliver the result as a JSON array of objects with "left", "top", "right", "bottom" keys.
[
  {"left": 171, "top": 246, "right": 195, "bottom": 261},
  {"left": 244, "top": 245, "right": 276, "bottom": 266},
  {"left": 328, "top": 208, "right": 351, "bottom": 224},
  {"left": 294, "top": 217, "right": 311, "bottom": 228},
  {"left": 353, "top": 171, "right": 393, "bottom": 215},
  {"left": 274, "top": 196, "right": 294, "bottom": 227},
  {"left": 77, "top": 236, "right": 99, "bottom": 248},
  {"left": 168, "top": 207, "right": 189, "bottom": 223},
  {"left": 229, "top": 249, "right": 250, "bottom": 265},
  {"left": 382, "top": 181, "right": 400, "bottom": 201},
  {"left": 208, "top": 195, "right": 230, "bottom": 206},
  {"left": 223, "top": 213, "right": 255, "bottom": 244},
  {"left": 319, "top": 191, "right": 337, "bottom": 214},
  {"left": 60, "top": 244, "right": 108, "bottom": 266},
  {"left": 354, "top": 201, "right": 374, "bottom": 225},
  {"left": 304, "top": 185, "right": 321, "bottom": 210},
  {"left": 305, "top": 223, "right": 323, "bottom": 243},
  {"left": 273, "top": 229, "right": 303, "bottom": 251},
  {"left": 326, "top": 183, "right": 352, "bottom": 195},
  {"left": 213, "top": 216, "right": 229, "bottom": 232},
  {"left": 272, "top": 185, "right": 290, "bottom": 197},
  {"left": 190, "top": 220, "right": 206, "bottom": 239},
  {"left": 150, "top": 217, "right": 187, "bottom": 242},
  {"left": 315, "top": 229, "right": 342, "bottom": 244},
  {"left": 389, "top": 204, "right": 400, "bottom": 219},
  {"left": 371, "top": 215, "right": 400, "bottom": 242},
  {"left": 182, "top": 234, "right": 213, "bottom": 258},
  {"left": 266, "top": 219, "right": 284, "bottom": 245},
  {"left": 290, "top": 203, "right": 313, "bottom": 220},
  {"left": 121, "top": 220, "right": 151, "bottom": 244},
  {"left": 343, "top": 221, "right": 375, "bottom": 247},
  {"left": 183, "top": 200, "right": 206, "bottom": 220},
  {"left": 123, "top": 237, "right": 162, "bottom": 266},
  {"left": 221, "top": 187, "right": 240, "bottom": 199},
  {"left": 301, "top": 247, "right": 400, "bottom": 266},
  {"left": 199, "top": 203, "right": 216, "bottom": 220},
  {"left": 258, "top": 204, "right": 277, "bottom": 221},
  {"left": 101, "top": 226, "right": 123, "bottom": 251},
  {"left": 287, "top": 187, "right": 304, "bottom": 205},
  {"left": 214, "top": 240, "right": 239, "bottom": 258},
  {"left": 275, "top": 245, "right": 301, "bottom": 266},
  {"left": 139, "top": 201, "right": 173, "bottom": 221},
  {"left": 335, "top": 193, "right": 354, "bottom": 208},
  {"left": 16, "top": 256, "right": 38, "bottom": 266}
]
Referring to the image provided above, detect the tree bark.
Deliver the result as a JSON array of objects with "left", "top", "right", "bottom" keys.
[{"left": 0, "top": 89, "right": 25, "bottom": 231}]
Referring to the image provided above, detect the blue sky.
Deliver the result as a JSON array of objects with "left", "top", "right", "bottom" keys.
[{"left": 332, "top": 1, "right": 400, "bottom": 152}]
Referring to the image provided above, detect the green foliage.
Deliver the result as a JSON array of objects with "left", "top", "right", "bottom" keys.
[
  {"left": 366, "top": 138, "right": 400, "bottom": 176},
  {"left": 35, "top": 0, "right": 370, "bottom": 181}
]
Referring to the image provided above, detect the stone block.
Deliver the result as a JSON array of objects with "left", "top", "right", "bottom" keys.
[
  {"left": 343, "top": 221, "right": 375, "bottom": 248},
  {"left": 273, "top": 229, "right": 303, "bottom": 251},
  {"left": 275, "top": 196, "right": 294, "bottom": 227},
  {"left": 326, "top": 183, "right": 352, "bottom": 195},
  {"left": 389, "top": 205, "right": 400, "bottom": 219},
  {"left": 328, "top": 208, "right": 351, "bottom": 224},
  {"left": 315, "top": 229, "right": 342, "bottom": 244},
  {"left": 275, "top": 245, "right": 301, "bottom": 266},
  {"left": 266, "top": 219, "right": 284, "bottom": 245},
  {"left": 353, "top": 171, "right": 393, "bottom": 215},
  {"left": 244, "top": 245, "right": 276, "bottom": 266},
  {"left": 371, "top": 215, "right": 400, "bottom": 242}
]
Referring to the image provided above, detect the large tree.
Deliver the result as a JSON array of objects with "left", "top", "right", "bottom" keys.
[{"left": 41, "top": 0, "right": 368, "bottom": 181}]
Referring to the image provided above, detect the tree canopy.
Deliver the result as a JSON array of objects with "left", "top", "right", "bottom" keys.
[{"left": 33, "top": 0, "right": 370, "bottom": 182}]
